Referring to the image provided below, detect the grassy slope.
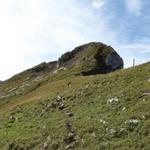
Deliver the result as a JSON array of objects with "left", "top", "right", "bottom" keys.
[{"left": 0, "top": 62, "right": 149, "bottom": 150}]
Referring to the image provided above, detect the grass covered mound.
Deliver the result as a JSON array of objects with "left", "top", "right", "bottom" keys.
[{"left": 0, "top": 62, "right": 149, "bottom": 150}]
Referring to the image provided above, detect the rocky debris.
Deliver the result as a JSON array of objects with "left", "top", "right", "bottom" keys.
[
  {"left": 40, "top": 96, "right": 65, "bottom": 116},
  {"left": 7, "top": 87, "right": 17, "bottom": 93},
  {"left": 125, "top": 119, "right": 139, "bottom": 125},
  {"left": 142, "top": 114, "right": 150, "bottom": 120},
  {"left": 85, "top": 84, "right": 89, "bottom": 89},
  {"left": 8, "top": 115, "right": 16, "bottom": 123},
  {"left": 42, "top": 125, "right": 46, "bottom": 129},
  {"left": 64, "top": 122, "right": 79, "bottom": 149},
  {"left": 64, "top": 132, "right": 76, "bottom": 149},
  {"left": 0, "top": 95, "right": 7, "bottom": 99},
  {"left": 143, "top": 98, "right": 146, "bottom": 102},
  {"left": 107, "top": 97, "right": 119, "bottom": 104},
  {"left": 57, "top": 42, "right": 124, "bottom": 75},
  {"left": 42, "top": 142, "right": 48, "bottom": 149},
  {"left": 0, "top": 93, "right": 17, "bottom": 100},
  {"left": 67, "top": 82, "right": 72, "bottom": 88},
  {"left": 0, "top": 80, "right": 42, "bottom": 100},
  {"left": 77, "top": 91, "right": 84, "bottom": 96},
  {"left": 53, "top": 67, "right": 66, "bottom": 74},
  {"left": 56, "top": 96, "right": 65, "bottom": 110},
  {"left": 142, "top": 92, "right": 150, "bottom": 96},
  {"left": 125, "top": 118, "right": 140, "bottom": 131},
  {"left": 65, "top": 112, "right": 74, "bottom": 117},
  {"left": 106, "top": 127, "right": 127, "bottom": 138},
  {"left": 91, "top": 132, "right": 97, "bottom": 138},
  {"left": 100, "top": 119, "right": 106, "bottom": 124},
  {"left": 15, "top": 107, "right": 23, "bottom": 113},
  {"left": 33, "top": 75, "right": 44, "bottom": 82},
  {"left": 139, "top": 91, "right": 150, "bottom": 98},
  {"left": 106, "top": 128, "right": 118, "bottom": 138},
  {"left": 0, "top": 86, "right": 20, "bottom": 100},
  {"left": 122, "top": 107, "right": 126, "bottom": 111},
  {"left": 48, "top": 98, "right": 65, "bottom": 110},
  {"left": 19, "top": 83, "right": 30, "bottom": 90}
]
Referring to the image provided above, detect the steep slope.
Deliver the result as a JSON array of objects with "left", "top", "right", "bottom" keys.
[
  {"left": 0, "top": 62, "right": 149, "bottom": 150},
  {"left": 0, "top": 42, "right": 123, "bottom": 107}
]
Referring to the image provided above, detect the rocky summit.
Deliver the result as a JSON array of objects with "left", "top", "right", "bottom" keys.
[
  {"left": 26, "top": 42, "right": 124, "bottom": 76},
  {"left": 57, "top": 42, "right": 123, "bottom": 75}
]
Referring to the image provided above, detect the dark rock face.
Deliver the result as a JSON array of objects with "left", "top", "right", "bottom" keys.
[
  {"left": 105, "top": 51, "right": 124, "bottom": 71},
  {"left": 57, "top": 42, "right": 124, "bottom": 75}
]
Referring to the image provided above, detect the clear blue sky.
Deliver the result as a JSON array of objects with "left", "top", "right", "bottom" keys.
[{"left": 0, "top": 0, "right": 150, "bottom": 80}]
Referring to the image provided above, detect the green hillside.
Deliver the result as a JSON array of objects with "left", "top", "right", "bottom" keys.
[{"left": 0, "top": 62, "right": 149, "bottom": 150}]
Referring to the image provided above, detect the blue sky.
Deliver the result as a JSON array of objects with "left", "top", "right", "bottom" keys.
[{"left": 0, "top": 0, "right": 150, "bottom": 80}]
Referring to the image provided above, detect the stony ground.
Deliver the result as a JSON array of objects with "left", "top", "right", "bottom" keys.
[{"left": 0, "top": 62, "right": 149, "bottom": 150}]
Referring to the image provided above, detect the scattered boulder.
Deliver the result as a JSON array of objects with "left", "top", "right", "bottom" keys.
[
  {"left": 8, "top": 115, "right": 16, "bottom": 123},
  {"left": 143, "top": 92, "right": 150, "bottom": 96},
  {"left": 65, "top": 112, "right": 74, "bottom": 117},
  {"left": 122, "top": 107, "right": 126, "bottom": 111},
  {"left": 107, "top": 97, "right": 119, "bottom": 104},
  {"left": 91, "top": 132, "right": 97, "bottom": 138},
  {"left": 142, "top": 114, "right": 150, "bottom": 120},
  {"left": 139, "top": 91, "right": 150, "bottom": 98},
  {"left": 106, "top": 128, "right": 118, "bottom": 138},
  {"left": 64, "top": 132, "right": 76, "bottom": 145},
  {"left": 125, "top": 119, "right": 139, "bottom": 125},
  {"left": 125, "top": 118, "right": 140, "bottom": 131},
  {"left": 67, "top": 82, "right": 72, "bottom": 88},
  {"left": 100, "top": 119, "right": 106, "bottom": 124}
]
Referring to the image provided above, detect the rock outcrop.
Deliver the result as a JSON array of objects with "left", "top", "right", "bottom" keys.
[
  {"left": 28, "top": 61, "right": 57, "bottom": 73},
  {"left": 10, "top": 42, "right": 123, "bottom": 80},
  {"left": 57, "top": 42, "right": 124, "bottom": 75}
]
